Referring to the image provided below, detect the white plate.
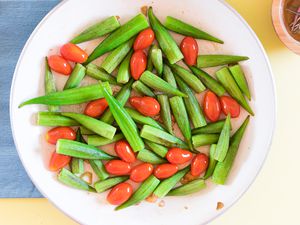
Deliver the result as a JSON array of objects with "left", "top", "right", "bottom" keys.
[{"left": 10, "top": 0, "right": 276, "bottom": 224}]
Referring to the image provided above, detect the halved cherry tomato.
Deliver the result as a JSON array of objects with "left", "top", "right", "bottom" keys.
[
  {"left": 49, "top": 151, "right": 71, "bottom": 171},
  {"left": 130, "top": 50, "right": 147, "bottom": 80},
  {"left": 129, "top": 96, "right": 160, "bottom": 117},
  {"left": 154, "top": 164, "right": 178, "bottom": 179},
  {"left": 130, "top": 163, "right": 153, "bottom": 182},
  {"left": 48, "top": 55, "right": 72, "bottom": 75},
  {"left": 203, "top": 91, "right": 221, "bottom": 122},
  {"left": 84, "top": 98, "right": 108, "bottom": 118},
  {"left": 166, "top": 148, "right": 193, "bottom": 164},
  {"left": 114, "top": 140, "right": 136, "bottom": 163},
  {"left": 107, "top": 182, "right": 133, "bottom": 205},
  {"left": 46, "top": 127, "right": 76, "bottom": 145},
  {"left": 133, "top": 28, "right": 155, "bottom": 51},
  {"left": 180, "top": 37, "right": 198, "bottom": 66},
  {"left": 105, "top": 160, "right": 131, "bottom": 175},
  {"left": 191, "top": 153, "right": 209, "bottom": 177},
  {"left": 60, "top": 43, "right": 88, "bottom": 63},
  {"left": 220, "top": 96, "right": 240, "bottom": 118}
]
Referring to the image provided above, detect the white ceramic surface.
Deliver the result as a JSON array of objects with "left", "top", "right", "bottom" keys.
[{"left": 10, "top": 0, "right": 276, "bottom": 224}]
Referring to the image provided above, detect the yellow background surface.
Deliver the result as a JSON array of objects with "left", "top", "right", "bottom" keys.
[{"left": 1, "top": 0, "right": 300, "bottom": 224}]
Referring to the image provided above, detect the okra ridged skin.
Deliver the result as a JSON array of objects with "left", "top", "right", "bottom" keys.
[
  {"left": 132, "top": 80, "right": 155, "bottom": 97},
  {"left": 86, "top": 63, "right": 117, "bottom": 85},
  {"left": 64, "top": 63, "right": 86, "bottom": 90},
  {"left": 94, "top": 176, "right": 129, "bottom": 193},
  {"left": 192, "top": 134, "right": 219, "bottom": 147},
  {"left": 87, "top": 133, "right": 124, "bottom": 146},
  {"left": 167, "top": 179, "right": 206, "bottom": 196},
  {"left": 162, "top": 64, "right": 177, "bottom": 88},
  {"left": 151, "top": 47, "right": 163, "bottom": 75},
  {"left": 157, "top": 94, "right": 174, "bottom": 135},
  {"left": 117, "top": 50, "right": 133, "bottom": 84},
  {"left": 137, "top": 149, "right": 167, "bottom": 164},
  {"left": 37, "top": 112, "right": 79, "bottom": 127},
  {"left": 192, "top": 120, "right": 226, "bottom": 135},
  {"left": 44, "top": 57, "right": 59, "bottom": 112},
  {"left": 80, "top": 126, "right": 95, "bottom": 135},
  {"left": 71, "top": 129, "right": 86, "bottom": 175},
  {"left": 197, "top": 55, "right": 249, "bottom": 68},
  {"left": 89, "top": 159, "right": 109, "bottom": 181},
  {"left": 146, "top": 44, "right": 154, "bottom": 71},
  {"left": 144, "top": 140, "right": 168, "bottom": 158},
  {"left": 203, "top": 144, "right": 217, "bottom": 180},
  {"left": 229, "top": 64, "right": 251, "bottom": 100}
]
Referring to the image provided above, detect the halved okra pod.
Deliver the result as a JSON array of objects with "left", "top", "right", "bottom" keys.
[
  {"left": 229, "top": 64, "right": 251, "bottom": 100},
  {"left": 162, "top": 64, "right": 177, "bottom": 88},
  {"left": 132, "top": 80, "right": 155, "bottom": 97},
  {"left": 137, "top": 149, "right": 167, "bottom": 164},
  {"left": 37, "top": 112, "right": 79, "bottom": 127},
  {"left": 87, "top": 133, "right": 124, "bottom": 146},
  {"left": 89, "top": 160, "right": 109, "bottom": 181},
  {"left": 191, "top": 120, "right": 226, "bottom": 135},
  {"left": 216, "top": 67, "right": 254, "bottom": 115},
  {"left": 150, "top": 45, "right": 163, "bottom": 75},
  {"left": 144, "top": 140, "right": 168, "bottom": 158},
  {"left": 212, "top": 116, "right": 250, "bottom": 184},
  {"left": 86, "top": 63, "right": 117, "bottom": 85},
  {"left": 164, "top": 16, "right": 223, "bottom": 44},
  {"left": 44, "top": 57, "right": 59, "bottom": 112},
  {"left": 64, "top": 63, "right": 86, "bottom": 90},
  {"left": 157, "top": 94, "right": 174, "bottom": 135},
  {"left": 117, "top": 50, "right": 133, "bottom": 84},
  {"left": 115, "top": 175, "right": 160, "bottom": 210},
  {"left": 167, "top": 179, "right": 206, "bottom": 196},
  {"left": 140, "top": 71, "right": 187, "bottom": 97},
  {"left": 70, "top": 129, "right": 85, "bottom": 175},
  {"left": 94, "top": 176, "right": 129, "bottom": 193},
  {"left": 197, "top": 55, "right": 249, "bottom": 68},
  {"left": 203, "top": 144, "right": 217, "bottom": 180},
  {"left": 70, "top": 16, "right": 120, "bottom": 44},
  {"left": 175, "top": 76, "right": 207, "bottom": 128},
  {"left": 192, "top": 134, "right": 219, "bottom": 147},
  {"left": 148, "top": 7, "right": 183, "bottom": 64},
  {"left": 86, "top": 14, "right": 149, "bottom": 64}
]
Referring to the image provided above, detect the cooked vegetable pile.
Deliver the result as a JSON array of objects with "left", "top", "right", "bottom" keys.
[{"left": 19, "top": 7, "right": 253, "bottom": 210}]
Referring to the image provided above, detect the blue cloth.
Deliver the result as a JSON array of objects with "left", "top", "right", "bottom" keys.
[{"left": 0, "top": 0, "right": 59, "bottom": 198}]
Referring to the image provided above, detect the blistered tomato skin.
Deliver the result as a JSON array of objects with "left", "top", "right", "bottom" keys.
[
  {"left": 105, "top": 160, "right": 131, "bottom": 175},
  {"left": 60, "top": 43, "right": 88, "bottom": 63},
  {"left": 114, "top": 140, "right": 136, "bottom": 163},
  {"left": 107, "top": 182, "right": 133, "bottom": 205},
  {"left": 84, "top": 98, "right": 108, "bottom": 118},
  {"left": 133, "top": 28, "right": 155, "bottom": 51},
  {"left": 130, "top": 163, "right": 153, "bottom": 182},
  {"left": 154, "top": 164, "right": 178, "bottom": 179},
  {"left": 220, "top": 96, "right": 240, "bottom": 118},
  {"left": 166, "top": 148, "right": 193, "bottom": 164},
  {"left": 129, "top": 96, "right": 160, "bottom": 117},
  {"left": 180, "top": 37, "right": 198, "bottom": 66},
  {"left": 191, "top": 153, "right": 209, "bottom": 177},
  {"left": 203, "top": 91, "right": 221, "bottom": 122},
  {"left": 46, "top": 127, "right": 76, "bottom": 145},
  {"left": 49, "top": 151, "right": 71, "bottom": 171},
  {"left": 48, "top": 55, "right": 72, "bottom": 75},
  {"left": 130, "top": 50, "right": 147, "bottom": 80}
]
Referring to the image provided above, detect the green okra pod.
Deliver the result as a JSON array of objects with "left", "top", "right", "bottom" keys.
[
  {"left": 167, "top": 179, "right": 206, "bottom": 196},
  {"left": 87, "top": 133, "right": 124, "bottom": 146},
  {"left": 61, "top": 112, "right": 116, "bottom": 139},
  {"left": 162, "top": 64, "right": 177, "bottom": 88},
  {"left": 58, "top": 168, "right": 96, "bottom": 192},
  {"left": 203, "top": 144, "right": 217, "bottom": 180},
  {"left": 144, "top": 140, "right": 168, "bottom": 158},
  {"left": 137, "top": 148, "right": 167, "bottom": 164},
  {"left": 64, "top": 63, "right": 86, "bottom": 90},
  {"left": 86, "top": 14, "right": 149, "bottom": 64},
  {"left": 197, "top": 55, "right": 249, "bottom": 68},
  {"left": 169, "top": 63, "right": 206, "bottom": 93},
  {"left": 164, "top": 16, "right": 223, "bottom": 44},
  {"left": 100, "top": 83, "right": 145, "bottom": 152},
  {"left": 189, "top": 66, "right": 226, "bottom": 96},
  {"left": 212, "top": 116, "right": 250, "bottom": 184},
  {"left": 70, "top": 129, "right": 86, "bottom": 175},
  {"left": 94, "top": 176, "right": 129, "bottom": 193},
  {"left": 101, "top": 38, "right": 134, "bottom": 73},
  {"left": 37, "top": 112, "right": 79, "bottom": 127},
  {"left": 80, "top": 126, "right": 95, "bottom": 135},
  {"left": 44, "top": 57, "right": 59, "bottom": 112},
  {"left": 175, "top": 76, "right": 207, "bottom": 128},
  {"left": 132, "top": 80, "right": 155, "bottom": 97},
  {"left": 117, "top": 50, "right": 133, "bottom": 84},
  {"left": 140, "top": 125, "right": 188, "bottom": 148},
  {"left": 86, "top": 63, "right": 117, "bottom": 85},
  {"left": 153, "top": 166, "right": 190, "bottom": 198},
  {"left": 192, "top": 134, "right": 219, "bottom": 147},
  {"left": 213, "top": 115, "right": 231, "bottom": 162},
  {"left": 148, "top": 7, "right": 183, "bottom": 64},
  {"left": 19, "top": 82, "right": 112, "bottom": 108},
  {"left": 229, "top": 64, "right": 251, "bottom": 100},
  {"left": 146, "top": 44, "right": 154, "bottom": 71},
  {"left": 192, "top": 120, "right": 226, "bottom": 135},
  {"left": 115, "top": 175, "right": 160, "bottom": 210},
  {"left": 125, "top": 107, "right": 164, "bottom": 130},
  {"left": 56, "top": 139, "right": 115, "bottom": 160},
  {"left": 150, "top": 46, "right": 163, "bottom": 75},
  {"left": 70, "top": 16, "right": 120, "bottom": 44},
  {"left": 157, "top": 94, "right": 173, "bottom": 135},
  {"left": 140, "top": 71, "right": 187, "bottom": 97},
  {"left": 89, "top": 160, "right": 109, "bottom": 181},
  {"left": 216, "top": 67, "right": 254, "bottom": 115}
]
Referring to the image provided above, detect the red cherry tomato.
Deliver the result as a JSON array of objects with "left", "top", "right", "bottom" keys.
[
  {"left": 84, "top": 98, "right": 108, "bottom": 118},
  {"left": 60, "top": 43, "right": 88, "bottom": 63},
  {"left": 105, "top": 160, "right": 131, "bottom": 175},
  {"left": 49, "top": 151, "right": 71, "bottom": 171},
  {"left": 203, "top": 91, "right": 221, "bottom": 122},
  {"left": 166, "top": 148, "right": 193, "bottom": 164},
  {"left": 180, "top": 37, "right": 198, "bottom": 66},
  {"left": 46, "top": 127, "right": 76, "bottom": 145},
  {"left": 114, "top": 140, "right": 136, "bottom": 163},
  {"left": 191, "top": 153, "right": 209, "bottom": 177},
  {"left": 130, "top": 50, "right": 147, "bottom": 80},
  {"left": 220, "top": 96, "right": 240, "bottom": 118},
  {"left": 107, "top": 182, "right": 133, "bottom": 205},
  {"left": 129, "top": 96, "right": 160, "bottom": 117},
  {"left": 130, "top": 163, "right": 153, "bottom": 182},
  {"left": 154, "top": 164, "right": 178, "bottom": 179},
  {"left": 48, "top": 55, "right": 72, "bottom": 75},
  {"left": 133, "top": 28, "right": 155, "bottom": 51}
]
